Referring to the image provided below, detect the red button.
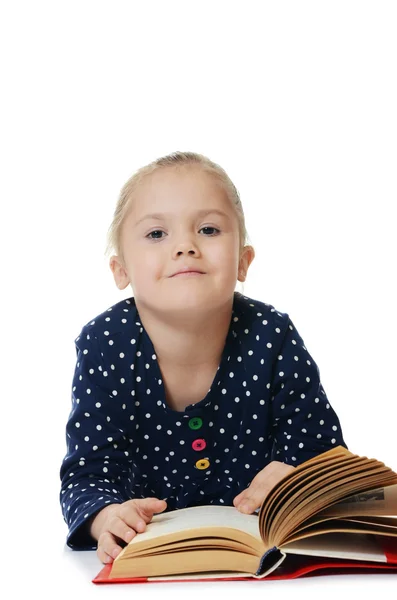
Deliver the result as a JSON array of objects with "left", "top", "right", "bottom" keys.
[{"left": 192, "top": 438, "right": 206, "bottom": 451}]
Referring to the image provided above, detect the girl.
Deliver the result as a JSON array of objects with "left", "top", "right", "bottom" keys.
[{"left": 59, "top": 151, "right": 347, "bottom": 565}]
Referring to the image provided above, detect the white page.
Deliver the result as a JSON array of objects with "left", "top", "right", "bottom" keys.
[
  {"left": 115, "top": 505, "right": 261, "bottom": 561},
  {"left": 281, "top": 532, "right": 387, "bottom": 563}
]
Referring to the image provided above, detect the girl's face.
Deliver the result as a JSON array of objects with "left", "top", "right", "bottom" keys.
[{"left": 111, "top": 166, "right": 254, "bottom": 316}]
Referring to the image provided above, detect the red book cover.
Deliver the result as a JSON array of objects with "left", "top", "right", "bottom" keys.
[{"left": 92, "top": 536, "right": 397, "bottom": 584}]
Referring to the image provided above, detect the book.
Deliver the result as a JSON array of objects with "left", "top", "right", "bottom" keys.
[{"left": 93, "top": 446, "right": 397, "bottom": 584}]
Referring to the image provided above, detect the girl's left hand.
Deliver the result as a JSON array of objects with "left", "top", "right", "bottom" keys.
[{"left": 233, "top": 461, "right": 296, "bottom": 514}]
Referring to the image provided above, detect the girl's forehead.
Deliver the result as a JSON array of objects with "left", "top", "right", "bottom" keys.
[
  {"left": 136, "top": 167, "right": 228, "bottom": 205},
  {"left": 122, "top": 167, "right": 235, "bottom": 230},
  {"left": 144, "top": 165, "right": 219, "bottom": 189}
]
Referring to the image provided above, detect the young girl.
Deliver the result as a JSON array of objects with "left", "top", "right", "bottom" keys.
[{"left": 59, "top": 151, "right": 347, "bottom": 565}]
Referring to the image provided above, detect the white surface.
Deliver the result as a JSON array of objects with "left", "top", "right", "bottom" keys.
[
  {"left": 2, "top": 1, "right": 397, "bottom": 597},
  {"left": 48, "top": 545, "right": 397, "bottom": 598}
]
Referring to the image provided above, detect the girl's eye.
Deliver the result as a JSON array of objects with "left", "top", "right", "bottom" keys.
[
  {"left": 147, "top": 230, "right": 165, "bottom": 240},
  {"left": 146, "top": 227, "right": 220, "bottom": 240},
  {"left": 200, "top": 226, "right": 219, "bottom": 236}
]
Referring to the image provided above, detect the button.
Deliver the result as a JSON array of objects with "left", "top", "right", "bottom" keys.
[
  {"left": 195, "top": 458, "right": 210, "bottom": 470},
  {"left": 192, "top": 438, "right": 206, "bottom": 451},
  {"left": 188, "top": 417, "right": 203, "bottom": 430}
]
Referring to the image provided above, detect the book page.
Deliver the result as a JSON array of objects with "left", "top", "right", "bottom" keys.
[
  {"left": 280, "top": 532, "right": 388, "bottom": 563},
  {"left": 115, "top": 506, "right": 262, "bottom": 561},
  {"left": 146, "top": 571, "right": 257, "bottom": 581},
  {"left": 260, "top": 446, "right": 397, "bottom": 548},
  {"left": 317, "top": 484, "right": 397, "bottom": 518}
]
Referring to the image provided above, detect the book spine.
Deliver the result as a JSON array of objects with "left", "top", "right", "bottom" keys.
[{"left": 256, "top": 547, "right": 283, "bottom": 576}]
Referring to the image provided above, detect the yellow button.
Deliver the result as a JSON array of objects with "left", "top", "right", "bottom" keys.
[{"left": 195, "top": 458, "right": 210, "bottom": 470}]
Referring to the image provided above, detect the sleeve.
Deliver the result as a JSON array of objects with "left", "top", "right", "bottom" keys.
[
  {"left": 59, "top": 325, "right": 134, "bottom": 550},
  {"left": 269, "top": 315, "right": 348, "bottom": 466}
]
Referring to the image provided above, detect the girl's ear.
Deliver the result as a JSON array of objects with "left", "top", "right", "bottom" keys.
[
  {"left": 238, "top": 245, "right": 255, "bottom": 281},
  {"left": 109, "top": 255, "right": 130, "bottom": 289}
]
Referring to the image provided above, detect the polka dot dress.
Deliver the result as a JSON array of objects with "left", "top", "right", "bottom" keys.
[{"left": 59, "top": 292, "right": 347, "bottom": 550}]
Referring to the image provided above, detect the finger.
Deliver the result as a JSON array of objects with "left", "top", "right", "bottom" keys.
[
  {"left": 135, "top": 498, "right": 167, "bottom": 522},
  {"left": 120, "top": 498, "right": 167, "bottom": 533},
  {"left": 233, "top": 491, "right": 246, "bottom": 507},
  {"left": 123, "top": 497, "right": 167, "bottom": 518},
  {"left": 235, "top": 463, "right": 296, "bottom": 513},
  {"left": 97, "top": 544, "right": 115, "bottom": 565},
  {"left": 135, "top": 499, "right": 168, "bottom": 532},
  {"left": 236, "top": 481, "right": 271, "bottom": 514},
  {"left": 108, "top": 514, "right": 140, "bottom": 543},
  {"left": 97, "top": 530, "right": 127, "bottom": 562},
  {"left": 138, "top": 497, "right": 168, "bottom": 515}
]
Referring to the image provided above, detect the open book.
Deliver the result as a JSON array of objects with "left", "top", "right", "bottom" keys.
[{"left": 93, "top": 446, "right": 397, "bottom": 583}]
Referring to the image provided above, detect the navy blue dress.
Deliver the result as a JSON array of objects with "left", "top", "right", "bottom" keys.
[{"left": 59, "top": 292, "right": 347, "bottom": 550}]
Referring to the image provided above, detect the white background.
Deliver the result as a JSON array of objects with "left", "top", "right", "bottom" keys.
[{"left": 1, "top": 1, "right": 396, "bottom": 597}]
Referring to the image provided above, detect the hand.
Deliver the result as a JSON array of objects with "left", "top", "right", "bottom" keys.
[
  {"left": 233, "top": 461, "right": 295, "bottom": 514},
  {"left": 90, "top": 497, "right": 167, "bottom": 564}
]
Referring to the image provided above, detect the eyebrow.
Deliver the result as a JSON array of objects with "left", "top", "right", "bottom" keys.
[{"left": 134, "top": 209, "right": 230, "bottom": 228}]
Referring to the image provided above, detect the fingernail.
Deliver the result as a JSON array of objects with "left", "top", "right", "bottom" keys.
[
  {"left": 112, "top": 548, "right": 120, "bottom": 558},
  {"left": 136, "top": 520, "right": 145, "bottom": 531},
  {"left": 239, "top": 503, "right": 249, "bottom": 513}
]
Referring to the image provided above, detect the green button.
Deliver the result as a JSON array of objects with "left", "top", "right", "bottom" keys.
[{"left": 188, "top": 417, "right": 203, "bottom": 430}]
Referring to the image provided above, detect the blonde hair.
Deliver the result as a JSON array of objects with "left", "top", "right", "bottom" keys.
[{"left": 105, "top": 151, "right": 252, "bottom": 290}]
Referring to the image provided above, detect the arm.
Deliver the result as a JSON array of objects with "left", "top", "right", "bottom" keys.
[
  {"left": 269, "top": 315, "right": 347, "bottom": 466},
  {"left": 59, "top": 325, "right": 134, "bottom": 550}
]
